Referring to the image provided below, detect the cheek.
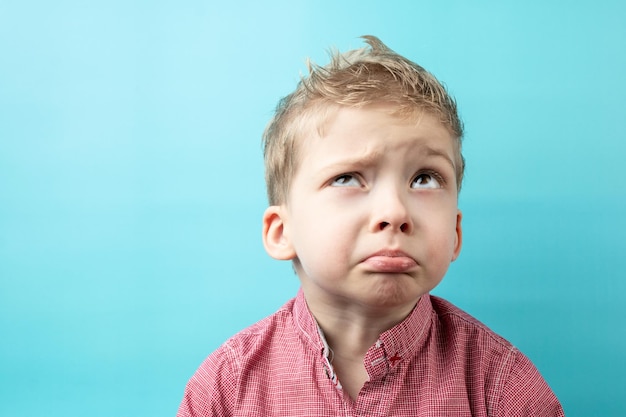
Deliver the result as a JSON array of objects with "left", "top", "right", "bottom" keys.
[
  {"left": 300, "top": 224, "right": 351, "bottom": 260},
  {"left": 423, "top": 217, "right": 459, "bottom": 258},
  {"left": 293, "top": 220, "right": 354, "bottom": 274}
]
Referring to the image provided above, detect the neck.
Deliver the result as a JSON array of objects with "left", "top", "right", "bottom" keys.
[
  {"left": 305, "top": 293, "right": 417, "bottom": 357},
  {"left": 303, "top": 291, "right": 418, "bottom": 400}
]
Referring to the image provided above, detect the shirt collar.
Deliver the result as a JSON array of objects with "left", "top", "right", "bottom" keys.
[
  {"left": 365, "top": 294, "right": 432, "bottom": 378},
  {"left": 292, "top": 288, "right": 325, "bottom": 351},
  {"left": 291, "top": 288, "right": 433, "bottom": 380}
]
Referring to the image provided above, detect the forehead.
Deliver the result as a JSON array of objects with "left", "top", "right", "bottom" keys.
[{"left": 296, "top": 104, "right": 457, "bottom": 166}]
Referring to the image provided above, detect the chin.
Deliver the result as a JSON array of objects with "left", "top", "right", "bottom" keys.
[{"left": 366, "top": 280, "right": 424, "bottom": 310}]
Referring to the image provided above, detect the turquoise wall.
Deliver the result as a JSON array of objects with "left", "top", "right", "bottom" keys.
[{"left": 1, "top": 1, "right": 624, "bottom": 416}]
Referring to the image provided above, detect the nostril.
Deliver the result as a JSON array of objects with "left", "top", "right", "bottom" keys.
[
  {"left": 400, "top": 223, "right": 408, "bottom": 233},
  {"left": 379, "top": 222, "right": 389, "bottom": 230}
]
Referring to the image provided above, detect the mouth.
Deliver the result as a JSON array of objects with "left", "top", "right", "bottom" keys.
[{"left": 361, "top": 249, "right": 418, "bottom": 273}]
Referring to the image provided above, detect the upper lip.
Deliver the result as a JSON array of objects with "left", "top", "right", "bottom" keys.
[{"left": 362, "top": 249, "right": 416, "bottom": 262}]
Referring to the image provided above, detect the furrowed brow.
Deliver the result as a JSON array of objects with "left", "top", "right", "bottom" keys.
[
  {"left": 422, "top": 145, "right": 456, "bottom": 171},
  {"left": 320, "top": 149, "right": 384, "bottom": 173}
]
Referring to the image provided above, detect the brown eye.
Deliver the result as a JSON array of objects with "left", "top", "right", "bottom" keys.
[
  {"left": 411, "top": 173, "right": 441, "bottom": 189},
  {"left": 331, "top": 174, "right": 361, "bottom": 187}
]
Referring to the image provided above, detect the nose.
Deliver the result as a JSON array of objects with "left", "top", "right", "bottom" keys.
[{"left": 368, "top": 187, "right": 413, "bottom": 234}]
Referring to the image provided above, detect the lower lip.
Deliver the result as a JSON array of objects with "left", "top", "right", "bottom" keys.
[{"left": 362, "top": 256, "right": 417, "bottom": 273}]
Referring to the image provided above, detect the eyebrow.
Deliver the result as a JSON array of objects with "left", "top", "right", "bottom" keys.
[
  {"left": 318, "top": 149, "right": 385, "bottom": 174},
  {"left": 318, "top": 143, "right": 456, "bottom": 176},
  {"left": 421, "top": 145, "right": 456, "bottom": 171}
]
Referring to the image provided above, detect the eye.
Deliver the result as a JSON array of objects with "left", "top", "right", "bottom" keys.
[
  {"left": 411, "top": 172, "right": 442, "bottom": 189},
  {"left": 330, "top": 174, "right": 362, "bottom": 187}
]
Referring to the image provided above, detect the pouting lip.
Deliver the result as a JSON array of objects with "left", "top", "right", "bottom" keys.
[{"left": 361, "top": 249, "right": 417, "bottom": 264}]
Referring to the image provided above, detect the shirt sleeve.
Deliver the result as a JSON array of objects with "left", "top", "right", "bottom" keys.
[
  {"left": 496, "top": 351, "right": 565, "bottom": 417},
  {"left": 176, "top": 343, "right": 239, "bottom": 417}
]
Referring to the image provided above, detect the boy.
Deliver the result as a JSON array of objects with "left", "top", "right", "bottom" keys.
[{"left": 177, "top": 36, "right": 564, "bottom": 416}]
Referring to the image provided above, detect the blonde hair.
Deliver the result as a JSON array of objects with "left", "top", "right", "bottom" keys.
[{"left": 263, "top": 35, "right": 464, "bottom": 205}]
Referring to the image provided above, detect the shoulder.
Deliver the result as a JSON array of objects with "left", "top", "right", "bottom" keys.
[
  {"left": 426, "top": 295, "right": 519, "bottom": 385},
  {"left": 212, "top": 296, "right": 300, "bottom": 369},
  {"left": 429, "top": 295, "right": 513, "bottom": 349},
  {"left": 177, "top": 298, "right": 299, "bottom": 417},
  {"left": 427, "top": 295, "right": 564, "bottom": 417}
]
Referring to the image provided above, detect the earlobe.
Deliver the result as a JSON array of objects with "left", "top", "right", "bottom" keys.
[
  {"left": 451, "top": 210, "right": 463, "bottom": 261},
  {"left": 262, "top": 206, "right": 296, "bottom": 260}
]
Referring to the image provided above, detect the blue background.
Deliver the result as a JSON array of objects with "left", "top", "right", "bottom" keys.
[{"left": 1, "top": 1, "right": 624, "bottom": 416}]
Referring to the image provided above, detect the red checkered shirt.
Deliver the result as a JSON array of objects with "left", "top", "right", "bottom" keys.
[{"left": 178, "top": 290, "right": 564, "bottom": 416}]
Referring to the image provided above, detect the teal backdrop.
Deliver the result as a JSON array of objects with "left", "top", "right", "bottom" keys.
[{"left": 1, "top": 1, "right": 624, "bottom": 416}]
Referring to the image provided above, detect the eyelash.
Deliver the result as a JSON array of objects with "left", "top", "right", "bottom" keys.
[
  {"left": 330, "top": 173, "right": 362, "bottom": 187},
  {"left": 329, "top": 170, "right": 446, "bottom": 188},
  {"left": 413, "top": 170, "right": 445, "bottom": 185}
]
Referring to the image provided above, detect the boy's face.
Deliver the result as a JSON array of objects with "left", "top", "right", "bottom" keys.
[{"left": 263, "top": 105, "right": 462, "bottom": 314}]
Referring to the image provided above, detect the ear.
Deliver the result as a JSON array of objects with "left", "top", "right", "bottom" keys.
[
  {"left": 451, "top": 210, "right": 463, "bottom": 261},
  {"left": 262, "top": 205, "right": 296, "bottom": 260}
]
